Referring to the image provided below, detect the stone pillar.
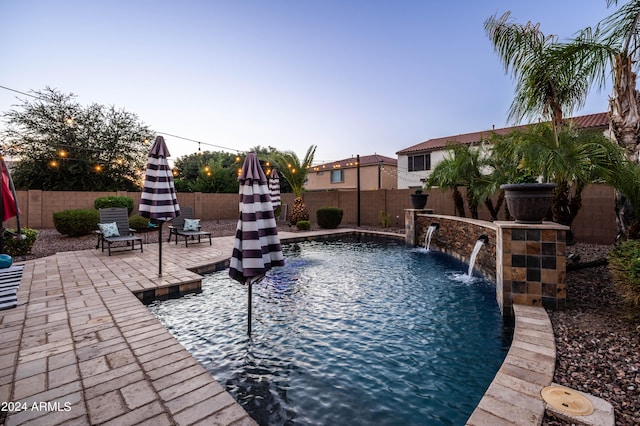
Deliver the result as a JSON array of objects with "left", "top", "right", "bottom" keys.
[
  {"left": 495, "top": 221, "right": 568, "bottom": 316},
  {"left": 404, "top": 209, "right": 432, "bottom": 245}
]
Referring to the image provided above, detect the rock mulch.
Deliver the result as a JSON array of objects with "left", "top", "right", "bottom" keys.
[
  {"left": 14, "top": 226, "right": 640, "bottom": 424},
  {"left": 543, "top": 244, "right": 640, "bottom": 426}
]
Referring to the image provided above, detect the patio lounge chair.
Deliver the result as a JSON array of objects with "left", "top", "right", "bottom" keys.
[
  {"left": 96, "top": 207, "right": 143, "bottom": 256},
  {"left": 167, "top": 206, "right": 212, "bottom": 247}
]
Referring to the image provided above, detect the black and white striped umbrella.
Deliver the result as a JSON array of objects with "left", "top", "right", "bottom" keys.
[
  {"left": 139, "top": 135, "right": 180, "bottom": 276},
  {"left": 269, "top": 168, "right": 281, "bottom": 211},
  {"left": 229, "top": 152, "right": 284, "bottom": 335}
]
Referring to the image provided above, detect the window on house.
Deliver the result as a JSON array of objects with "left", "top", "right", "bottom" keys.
[
  {"left": 408, "top": 154, "right": 431, "bottom": 172},
  {"left": 330, "top": 170, "right": 344, "bottom": 183}
]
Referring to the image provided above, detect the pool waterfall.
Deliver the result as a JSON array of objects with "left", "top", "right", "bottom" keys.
[
  {"left": 467, "top": 235, "right": 488, "bottom": 277},
  {"left": 423, "top": 223, "right": 439, "bottom": 251}
]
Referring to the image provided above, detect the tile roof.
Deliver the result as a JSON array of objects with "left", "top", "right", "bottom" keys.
[
  {"left": 311, "top": 154, "right": 397, "bottom": 172},
  {"left": 396, "top": 112, "right": 609, "bottom": 155}
]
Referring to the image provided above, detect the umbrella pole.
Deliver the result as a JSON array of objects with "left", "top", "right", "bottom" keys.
[
  {"left": 158, "top": 222, "right": 163, "bottom": 276},
  {"left": 247, "top": 282, "right": 252, "bottom": 336}
]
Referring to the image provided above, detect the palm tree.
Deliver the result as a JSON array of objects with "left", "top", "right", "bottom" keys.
[
  {"left": 485, "top": 11, "right": 619, "bottom": 233},
  {"left": 550, "top": 1, "right": 640, "bottom": 238},
  {"left": 507, "top": 123, "right": 616, "bottom": 230},
  {"left": 554, "top": 1, "right": 640, "bottom": 159},
  {"left": 426, "top": 143, "right": 487, "bottom": 219},
  {"left": 270, "top": 145, "right": 317, "bottom": 225},
  {"left": 484, "top": 12, "right": 591, "bottom": 135}
]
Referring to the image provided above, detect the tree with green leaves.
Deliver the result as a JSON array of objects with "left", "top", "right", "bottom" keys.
[
  {"left": 270, "top": 145, "right": 316, "bottom": 224},
  {"left": 173, "top": 150, "right": 241, "bottom": 193},
  {"left": 0, "top": 87, "right": 153, "bottom": 191}
]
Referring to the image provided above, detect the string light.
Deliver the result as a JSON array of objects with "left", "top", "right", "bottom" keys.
[{"left": 58, "top": 150, "right": 67, "bottom": 157}]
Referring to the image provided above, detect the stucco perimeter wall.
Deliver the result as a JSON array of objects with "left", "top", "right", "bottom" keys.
[
  {"left": 414, "top": 213, "right": 498, "bottom": 281},
  {"left": 10, "top": 185, "right": 615, "bottom": 245}
]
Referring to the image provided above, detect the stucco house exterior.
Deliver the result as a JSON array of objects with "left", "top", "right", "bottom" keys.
[
  {"left": 305, "top": 154, "right": 397, "bottom": 191},
  {"left": 395, "top": 112, "right": 610, "bottom": 189}
]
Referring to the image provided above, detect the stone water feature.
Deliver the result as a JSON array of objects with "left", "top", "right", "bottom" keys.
[{"left": 405, "top": 210, "right": 568, "bottom": 315}]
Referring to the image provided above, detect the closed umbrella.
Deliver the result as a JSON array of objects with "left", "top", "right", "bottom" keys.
[
  {"left": 269, "top": 168, "right": 281, "bottom": 211},
  {"left": 139, "top": 136, "right": 180, "bottom": 276},
  {"left": 229, "top": 152, "right": 284, "bottom": 335},
  {"left": 0, "top": 157, "right": 23, "bottom": 254}
]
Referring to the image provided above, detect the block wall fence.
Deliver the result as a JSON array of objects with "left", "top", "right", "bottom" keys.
[{"left": 8, "top": 184, "right": 616, "bottom": 244}]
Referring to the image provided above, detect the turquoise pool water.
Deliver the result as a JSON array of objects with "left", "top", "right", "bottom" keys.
[{"left": 148, "top": 236, "right": 511, "bottom": 425}]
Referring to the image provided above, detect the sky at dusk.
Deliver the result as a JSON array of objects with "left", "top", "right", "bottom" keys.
[{"left": 0, "top": 1, "right": 617, "bottom": 164}]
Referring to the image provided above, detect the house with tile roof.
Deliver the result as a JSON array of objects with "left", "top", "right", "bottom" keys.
[
  {"left": 395, "top": 112, "right": 611, "bottom": 189},
  {"left": 305, "top": 154, "right": 398, "bottom": 191}
]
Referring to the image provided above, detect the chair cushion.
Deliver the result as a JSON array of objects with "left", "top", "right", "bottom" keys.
[
  {"left": 183, "top": 218, "right": 200, "bottom": 231},
  {"left": 98, "top": 222, "right": 120, "bottom": 238}
]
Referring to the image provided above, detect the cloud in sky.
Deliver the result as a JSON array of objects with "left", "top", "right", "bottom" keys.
[{"left": 0, "top": 0, "right": 614, "bottom": 164}]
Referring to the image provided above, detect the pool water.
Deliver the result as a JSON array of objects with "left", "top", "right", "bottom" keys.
[{"left": 148, "top": 236, "right": 512, "bottom": 426}]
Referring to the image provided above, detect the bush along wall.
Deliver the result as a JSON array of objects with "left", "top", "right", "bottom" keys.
[
  {"left": 316, "top": 207, "right": 343, "bottom": 229},
  {"left": 609, "top": 240, "right": 640, "bottom": 307},
  {"left": 53, "top": 209, "right": 100, "bottom": 237},
  {"left": 94, "top": 196, "right": 134, "bottom": 214},
  {"left": 3, "top": 228, "right": 38, "bottom": 257}
]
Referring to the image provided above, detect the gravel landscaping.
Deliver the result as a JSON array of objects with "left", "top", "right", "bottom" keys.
[{"left": 14, "top": 223, "right": 640, "bottom": 424}]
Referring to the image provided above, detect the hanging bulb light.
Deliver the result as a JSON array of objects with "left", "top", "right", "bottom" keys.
[
  {"left": 58, "top": 150, "right": 67, "bottom": 158},
  {"left": 65, "top": 116, "right": 73, "bottom": 126},
  {"left": 198, "top": 142, "right": 202, "bottom": 155}
]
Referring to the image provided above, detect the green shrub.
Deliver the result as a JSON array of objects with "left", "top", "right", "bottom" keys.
[
  {"left": 128, "top": 215, "right": 151, "bottom": 231},
  {"left": 94, "top": 196, "right": 134, "bottom": 214},
  {"left": 296, "top": 220, "right": 311, "bottom": 231},
  {"left": 316, "top": 207, "right": 343, "bottom": 229},
  {"left": 3, "top": 228, "right": 38, "bottom": 256},
  {"left": 609, "top": 240, "right": 640, "bottom": 306},
  {"left": 380, "top": 211, "right": 392, "bottom": 228},
  {"left": 53, "top": 209, "right": 100, "bottom": 237}
]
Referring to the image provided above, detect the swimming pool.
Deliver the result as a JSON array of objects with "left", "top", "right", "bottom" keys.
[{"left": 148, "top": 236, "right": 512, "bottom": 425}]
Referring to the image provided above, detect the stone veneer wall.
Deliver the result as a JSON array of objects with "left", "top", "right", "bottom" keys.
[
  {"left": 415, "top": 213, "right": 497, "bottom": 281},
  {"left": 406, "top": 211, "right": 568, "bottom": 316}
]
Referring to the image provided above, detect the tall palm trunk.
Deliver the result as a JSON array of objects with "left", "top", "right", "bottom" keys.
[
  {"left": 453, "top": 186, "right": 465, "bottom": 218},
  {"left": 610, "top": 54, "right": 640, "bottom": 161},
  {"left": 610, "top": 54, "right": 640, "bottom": 239}
]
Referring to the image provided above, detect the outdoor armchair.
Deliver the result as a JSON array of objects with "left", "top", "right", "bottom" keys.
[
  {"left": 96, "top": 207, "right": 143, "bottom": 256},
  {"left": 167, "top": 206, "right": 212, "bottom": 247}
]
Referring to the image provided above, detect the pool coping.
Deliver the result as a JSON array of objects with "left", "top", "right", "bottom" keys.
[{"left": 0, "top": 229, "right": 553, "bottom": 425}]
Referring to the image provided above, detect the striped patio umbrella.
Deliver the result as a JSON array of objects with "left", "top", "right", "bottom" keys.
[
  {"left": 229, "top": 152, "right": 284, "bottom": 335},
  {"left": 269, "top": 168, "right": 281, "bottom": 211},
  {"left": 139, "top": 136, "right": 180, "bottom": 276}
]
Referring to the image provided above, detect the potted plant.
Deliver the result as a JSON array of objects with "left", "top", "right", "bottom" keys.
[
  {"left": 500, "top": 174, "right": 556, "bottom": 224},
  {"left": 410, "top": 188, "right": 429, "bottom": 209}
]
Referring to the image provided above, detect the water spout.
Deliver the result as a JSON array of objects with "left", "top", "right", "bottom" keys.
[
  {"left": 467, "top": 235, "right": 488, "bottom": 277},
  {"left": 424, "top": 223, "right": 439, "bottom": 251}
]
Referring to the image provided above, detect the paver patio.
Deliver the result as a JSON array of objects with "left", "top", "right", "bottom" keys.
[{"left": 0, "top": 229, "right": 556, "bottom": 425}]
